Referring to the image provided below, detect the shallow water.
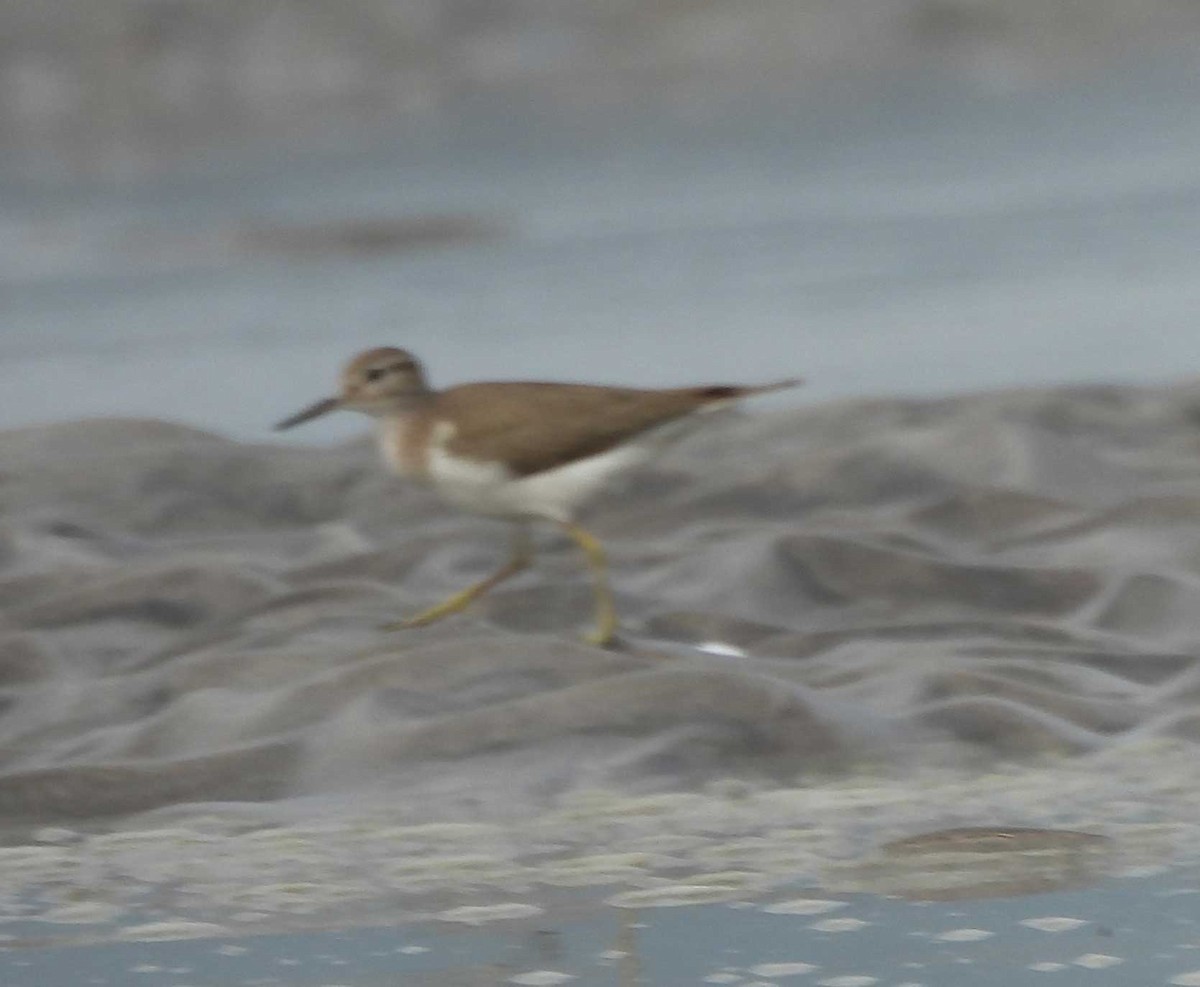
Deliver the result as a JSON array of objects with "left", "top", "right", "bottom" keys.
[{"left": 2, "top": 870, "right": 1198, "bottom": 987}]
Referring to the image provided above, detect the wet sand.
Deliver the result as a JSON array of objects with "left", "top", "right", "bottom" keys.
[{"left": 0, "top": 383, "right": 1199, "bottom": 942}]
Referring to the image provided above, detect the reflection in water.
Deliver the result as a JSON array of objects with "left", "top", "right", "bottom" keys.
[{"left": 615, "top": 910, "right": 642, "bottom": 987}]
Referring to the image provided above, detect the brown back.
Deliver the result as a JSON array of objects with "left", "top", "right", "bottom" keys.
[{"left": 434, "top": 380, "right": 794, "bottom": 477}]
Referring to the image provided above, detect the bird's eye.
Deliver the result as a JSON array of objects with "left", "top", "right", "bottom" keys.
[{"left": 364, "top": 367, "right": 387, "bottom": 382}]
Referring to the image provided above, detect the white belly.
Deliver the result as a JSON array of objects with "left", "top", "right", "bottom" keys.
[{"left": 427, "top": 441, "right": 651, "bottom": 521}]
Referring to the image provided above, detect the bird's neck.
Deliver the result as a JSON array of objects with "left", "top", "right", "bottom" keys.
[{"left": 373, "top": 404, "right": 434, "bottom": 479}]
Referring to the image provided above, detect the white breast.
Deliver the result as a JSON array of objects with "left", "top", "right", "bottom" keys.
[
  {"left": 505, "top": 442, "right": 651, "bottom": 521},
  {"left": 425, "top": 422, "right": 650, "bottom": 522},
  {"left": 423, "top": 411, "right": 723, "bottom": 522}
]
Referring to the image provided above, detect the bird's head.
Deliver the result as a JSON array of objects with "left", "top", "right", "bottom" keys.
[{"left": 274, "top": 347, "right": 430, "bottom": 430}]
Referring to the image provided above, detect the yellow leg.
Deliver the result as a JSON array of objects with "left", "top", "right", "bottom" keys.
[
  {"left": 383, "top": 525, "right": 532, "bottom": 631},
  {"left": 559, "top": 520, "right": 617, "bottom": 646}
]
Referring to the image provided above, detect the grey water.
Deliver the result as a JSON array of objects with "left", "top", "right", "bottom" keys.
[
  {"left": 1, "top": 871, "right": 1197, "bottom": 986},
  {"left": 3, "top": 62, "right": 1200, "bottom": 443}
]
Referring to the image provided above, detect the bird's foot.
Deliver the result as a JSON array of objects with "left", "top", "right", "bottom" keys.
[{"left": 582, "top": 607, "right": 618, "bottom": 648}]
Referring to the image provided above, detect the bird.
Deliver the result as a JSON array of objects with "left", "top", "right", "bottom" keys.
[{"left": 275, "top": 347, "right": 801, "bottom": 645}]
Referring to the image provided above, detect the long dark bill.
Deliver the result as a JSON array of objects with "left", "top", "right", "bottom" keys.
[{"left": 273, "top": 396, "right": 343, "bottom": 431}]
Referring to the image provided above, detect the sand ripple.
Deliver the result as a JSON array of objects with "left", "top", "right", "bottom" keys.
[{"left": 2, "top": 383, "right": 1200, "bottom": 823}]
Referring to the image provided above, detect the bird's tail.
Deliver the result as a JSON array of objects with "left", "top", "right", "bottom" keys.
[
  {"left": 745, "top": 377, "right": 804, "bottom": 396},
  {"left": 697, "top": 378, "right": 804, "bottom": 402}
]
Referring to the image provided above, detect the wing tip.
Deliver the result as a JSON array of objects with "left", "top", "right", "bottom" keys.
[{"left": 701, "top": 378, "right": 804, "bottom": 401}]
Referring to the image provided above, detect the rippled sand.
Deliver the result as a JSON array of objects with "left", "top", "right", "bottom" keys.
[{"left": 1, "top": 384, "right": 1200, "bottom": 929}]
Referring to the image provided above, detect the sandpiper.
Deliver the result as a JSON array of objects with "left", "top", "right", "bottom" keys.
[{"left": 275, "top": 348, "right": 801, "bottom": 645}]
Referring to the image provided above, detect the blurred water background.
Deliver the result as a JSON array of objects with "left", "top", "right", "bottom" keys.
[{"left": 3, "top": 2, "right": 1200, "bottom": 439}]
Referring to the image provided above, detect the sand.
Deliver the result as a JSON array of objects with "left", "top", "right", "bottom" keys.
[{"left": 2, "top": 382, "right": 1200, "bottom": 931}]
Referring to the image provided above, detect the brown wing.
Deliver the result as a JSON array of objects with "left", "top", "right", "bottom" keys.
[{"left": 435, "top": 381, "right": 787, "bottom": 477}]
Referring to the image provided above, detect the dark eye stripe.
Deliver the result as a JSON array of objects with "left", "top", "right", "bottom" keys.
[{"left": 364, "top": 360, "right": 413, "bottom": 382}]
